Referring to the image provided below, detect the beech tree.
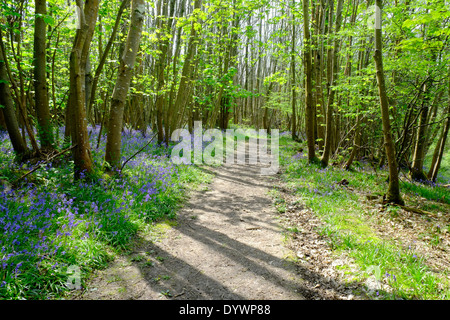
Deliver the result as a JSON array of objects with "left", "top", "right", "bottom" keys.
[
  {"left": 0, "top": 32, "right": 28, "bottom": 158},
  {"left": 67, "top": 0, "right": 100, "bottom": 179},
  {"left": 303, "top": 0, "right": 316, "bottom": 163},
  {"left": 105, "top": 0, "right": 145, "bottom": 170},
  {"left": 33, "top": 0, "right": 55, "bottom": 150},
  {"left": 321, "top": 0, "right": 344, "bottom": 167},
  {"left": 428, "top": 68, "right": 450, "bottom": 182},
  {"left": 373, "top": 0, "right": 403, "bottom": 205}
]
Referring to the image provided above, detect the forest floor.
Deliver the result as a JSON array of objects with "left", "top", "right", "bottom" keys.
[{"left": 71, "top": 161, "right": 370, "bottom": 300}]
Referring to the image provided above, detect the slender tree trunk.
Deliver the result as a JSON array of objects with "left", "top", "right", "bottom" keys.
[
  {"left": 290, "top": 1, "right": 297, "bottom": 141},
  {"left": 315, "top": 1, "right": 326, "bottom": 152},
  {"left": 6, "top": 6, "right": 41, "bottom": 153},
  {"left": 373, "top": 0, "right": 404, "bottom": 205},
  {"left": 321, "top": 0, "right": 344, "bottom": 167},
  {"left": 427, "top": 117, "right": 449, "bottom": 182},
  {"left": 162, "top": 0, "right": 176, "bottom": 144},
  {"left": 344, "top": 37, "right": 365, "bottom": 170},
  {"left": 428, "top": 69, "right": 450, "bottom": 182},
  {"left": 155, "top": 0, "right": 169, "bottom": 142},
  {"left": 68, "top": 0, "right": 100, "bottom": 179},
  {"left": 410, "top": 82, "right": 431, "bottom": 181},
  {"left": 169, "top": 0, "right": 202, "bottom": 138},
  {"left": 344, "top": 110, "right": 361, "bottom": 170},
  {"left": 0, "top": 41, "right": 29, "bottom": 158},
  {"left": 87, "top": 0, "right": 130, "bottom": 120},
  {"left": 105, "top": 0, "right": 145, "bottom": 170},
  {"left": 423, "top": 92, "right": 442, "bottom": 157},
  {"left": 34, "top": 0, "right": 55, "bottom": 149},
  {"left": 1, "top": 23, "right": 39, "bottom": 154},
  {"left": 303, "top": 0, "right": 317, "bottom": 162},
  {"left": 165, "top": 0, "right": 186, "bottom": 142}
]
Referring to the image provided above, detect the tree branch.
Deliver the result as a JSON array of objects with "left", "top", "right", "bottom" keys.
[
  {"left": 120, "top": 134, "right": 157, "bottom": 172},
  {"left": 13, "top": 144, "right": 77, "bottom": 185}
]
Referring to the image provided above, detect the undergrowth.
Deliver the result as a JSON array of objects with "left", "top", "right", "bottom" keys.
[
  {"left": 276, "top": 135, "right": 450, "bottom": 300},
  {"left": 0, "top": 127, "right": 212, "bottom": 299}
]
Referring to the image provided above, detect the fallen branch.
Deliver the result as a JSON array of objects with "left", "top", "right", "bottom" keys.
[
  {"left": 13, "top": 144, "right": 77, "bottom": 185},
  {"left": 120, "top": 133, "right": 157, "bottom": 172}
]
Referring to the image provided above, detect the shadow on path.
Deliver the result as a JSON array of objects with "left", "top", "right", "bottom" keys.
[{"left": 76, "top": 163, "right": 370, "bottom": 300}]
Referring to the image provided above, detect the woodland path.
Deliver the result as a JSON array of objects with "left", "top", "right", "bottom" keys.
[
  {"left": 73, "top": 141, "right": 369, "bottom": 301},
  {"left": 74, "top": 160, "right": 309, "bottom": 300}
]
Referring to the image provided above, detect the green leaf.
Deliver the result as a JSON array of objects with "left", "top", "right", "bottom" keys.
[
  {"left": 43, "top": 15, "right": 55, "bottom": 26},
  {"left": 402, "top": 19, "right": 414, "bottom": 28}
]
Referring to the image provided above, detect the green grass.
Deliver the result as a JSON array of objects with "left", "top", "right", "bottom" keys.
[
  {"left": 400, "top": 181, "right": 449, "bottom": 204},
  {"left": 276, "top": 135, "right": 450, "bottom": 300}
]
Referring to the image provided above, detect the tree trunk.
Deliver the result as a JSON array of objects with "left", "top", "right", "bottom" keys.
[
  {"left": 87, "top": 0, "right": 130, "bottom": 121},
  {"left": 303, "top": 0, "right": 317, "bottom": 162},
  {"left": 162, "top": 0, "right": 176, "bottom": 144},
  {"left": 164, "top": 0, "right": 186, "bottom": 142},
  {"left": 321, "top": 0, "right": 344, "bottom": 167},
  {"left": 373, "top": 0, "right": 404, "bottom": 205},
  {"left": 427, "top": 116, "right": 449, "bottom": 182},
  {"left": 344, "top": 110, "right": 361, "bottom": 170},
  {"left": 169, "top": 0, "right": 202, "bottom": 138},
  {"left": 105, "top": 0, "right": 145, "bottom": 170},
  {"left": 68, "top": 0, "right": 99, "bottom": 179},
  {"left": 314, "top": 1, "right": 326, "bottom": 152},
  {"left": 428, "top": 69, "right": 450, "bottom": 182},
  {"left": 344, "top": 37, "right": 366, "bottom": 170},
  {"left": 0, "top": 42, "right": 29, "bottom": 158},
  {"left": 290, "top": 1, "right": 297, "bottom": 141},
  {"left": 154, "top": 0, "right": 169, "bottom": 143},
  {"left": 33, "top": 0, "right": 55, "bottom": 149},
  {"left": 410, "top": 82, "right": 431, "bottom": 181},
  {"left": 423, "top": 92, "right": 442, "bottom": 158}
]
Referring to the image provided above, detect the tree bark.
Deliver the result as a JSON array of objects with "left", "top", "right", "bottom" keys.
[
  {"left": 344, "top": 110, "right": 361, "bottom": 170},
  {"left": 33, "top": 0, "right": 55, "bottom": 149},
  {"left": 373, "top": 0, "right": 404, "bottom": 205},
  {"left": 164, "top": 0, "right": 186, "bottom": 142},
  {"left": 428, "top": 68, "right": 450, "bottom": 182},
  {"left": 290, "top": 0, "right": 297, "bottom": 141},
  {"left": 169, "top": 0, "right": 202, "bottom": 138},
  {"left": 321, "top": 0, "right": 344, "bottom": 167},
  {"left": 154, "top": 0, "right": 171, "bottom": 142},
  {"left": 68, "top": 0, "right": 100, "bottom": 179},
  {"left": 303, "top": 0, "right": 317, "bottom": 162},
  {"left": 0, "top": 40, "right": 29, "bottom": 158},
  {"left": 87, "top": 0, "right": 130, "bottom": 121},
  {"left": 410, "top": 82, "right": 431, "bottom": 181},
  {"left": 427, "top": 115, "right": 449, "bottom": 182},
  {"left": 314, "top": 0, "right": 326, "bottom": 151},
  {"left": 105, "top": 0, "right": 145, "bottom": 170}
]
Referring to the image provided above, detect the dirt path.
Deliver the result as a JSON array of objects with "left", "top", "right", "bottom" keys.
[
  {"left": 74, "top": 137, "right": 373, "bottom": 302},
  {"left": 74, "top": 161, "right": 310, "bottom": 300}
]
